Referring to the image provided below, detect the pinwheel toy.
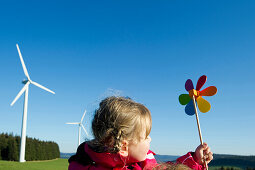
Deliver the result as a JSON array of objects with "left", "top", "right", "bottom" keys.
[
  {"left": 179, "top": 75, "right": 217, "bottom": 170},
  {"left": 179, "top": 75, "right": 217, "bottom": 116}
]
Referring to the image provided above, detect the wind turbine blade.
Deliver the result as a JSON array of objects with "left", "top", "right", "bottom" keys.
[
  {"left": 66, "top": 122, "right": 79, "bottom": 124},
  {"left": 16, "top": 44, "right": 30, "bottom": 80},
  {"left": 81, "top": 124, "right": 89, "bottom": 136},
  {"left": 30, "top": 81, "right": 55, "bottom": 94},
  {"left": 80, "top": 110, "right": 87, "bottom": 123},
  {"left": 10, "top": 82, "right": 30, "bottom": 106}
]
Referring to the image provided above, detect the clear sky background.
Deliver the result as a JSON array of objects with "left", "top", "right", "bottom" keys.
[{"left": 0, "top": 1, "right": 254, "bottom": 156}]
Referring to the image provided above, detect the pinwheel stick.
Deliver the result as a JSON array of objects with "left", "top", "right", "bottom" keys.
[{"left": 192, "top": 95, "right": 208, "bottom": 170}]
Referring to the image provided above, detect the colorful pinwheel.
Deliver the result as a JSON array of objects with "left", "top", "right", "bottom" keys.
[
  {"left": 179, "top": 75, "right": 217, "bottom": 116},
  {"left": 178, "top": 75, "right": 217, "bottom": 170}
]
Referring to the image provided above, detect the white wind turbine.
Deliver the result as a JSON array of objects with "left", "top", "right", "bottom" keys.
[
  {"left": 66, "top": 110, "right": 89, "bottom": 147},
  {"left": 10, "top": 44, "right": 55, "bottom": 162}
]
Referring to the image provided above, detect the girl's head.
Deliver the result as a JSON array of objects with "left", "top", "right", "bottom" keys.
[{"left": 91, "top": 96, "right": 152, "bottom": 161}]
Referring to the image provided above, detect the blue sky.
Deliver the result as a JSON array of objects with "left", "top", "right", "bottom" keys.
[{"left": 0, "top": 0, "right": 254, "bottom": 156}]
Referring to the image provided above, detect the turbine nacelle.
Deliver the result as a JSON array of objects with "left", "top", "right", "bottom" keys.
[{"left": 22, "top": 79, "right": 29, "bottom": 84}]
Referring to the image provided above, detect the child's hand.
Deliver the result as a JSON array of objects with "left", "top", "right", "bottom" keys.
[{"left": 194, "top": 143, "right": 213, "bottom": 165}]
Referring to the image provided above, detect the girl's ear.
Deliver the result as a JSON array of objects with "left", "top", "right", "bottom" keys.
[{"left": 118, "top": 140, "right": 129, "bottom": 157}]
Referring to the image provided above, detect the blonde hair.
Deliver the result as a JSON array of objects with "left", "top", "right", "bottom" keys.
[
  {"left": 91, "top": 96, "right": 152, "bottom": 153},
  {"left": 152, "top": 163, "right": 191, "bottom": 170}
]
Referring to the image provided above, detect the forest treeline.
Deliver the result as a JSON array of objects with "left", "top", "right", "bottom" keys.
[
  {"left": 0, "top": 133, "right": 60, "bottom": 161},
  {"left": 210, "top": 154, "right": 255, "bottom": 169}
]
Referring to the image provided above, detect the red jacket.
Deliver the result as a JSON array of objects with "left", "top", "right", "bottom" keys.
[{"left": 68, "top": 142, "right": 205, "bottom": 170}]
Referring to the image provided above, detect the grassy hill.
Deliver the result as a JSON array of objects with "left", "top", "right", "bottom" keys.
[{"left": 0, "top": 158, "right": 68, "bottom": 170}]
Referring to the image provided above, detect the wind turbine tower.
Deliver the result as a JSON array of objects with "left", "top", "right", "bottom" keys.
[
  {"left": 10, "top": 44, "right": 55, "bottom": 162},
  {"left": 66, "top": 110, "right": 89, "bottom": 147}
]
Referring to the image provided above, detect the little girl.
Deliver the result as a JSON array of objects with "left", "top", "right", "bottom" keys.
[{"left": 68, "top": 96, "right": 213, "bottom": 170}]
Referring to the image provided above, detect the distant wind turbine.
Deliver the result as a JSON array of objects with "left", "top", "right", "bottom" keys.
[
  {"left": 10, "top": 44, "right": 55, "bottom": 162},
  {"left": 66, "top": 110, "right": 89, "bottom": 147}
]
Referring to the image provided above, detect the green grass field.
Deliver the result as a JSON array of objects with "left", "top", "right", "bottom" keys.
[{"left": 0, "top": 159, "right": 68, "bottom": 170}]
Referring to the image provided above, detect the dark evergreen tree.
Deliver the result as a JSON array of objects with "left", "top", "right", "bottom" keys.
[
  {"left": 7, "top": 137, "right": 18, "bottom": 161},
  {"left": 0, "top": 133, "right": 9, "bottom": 160}
]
